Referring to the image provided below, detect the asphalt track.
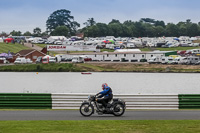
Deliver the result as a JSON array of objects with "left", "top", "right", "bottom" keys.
[{"left": 0, "top": 110, "right": 200, "bottom": 120}]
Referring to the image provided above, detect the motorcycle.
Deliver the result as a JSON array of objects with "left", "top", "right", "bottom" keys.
[{"left": 80, "top": 95, "right": 126, "bottom": 117}]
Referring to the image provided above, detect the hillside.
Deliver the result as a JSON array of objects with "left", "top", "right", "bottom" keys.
[{"left": 0, "top": 42, "right": 30, "bottom": 53}]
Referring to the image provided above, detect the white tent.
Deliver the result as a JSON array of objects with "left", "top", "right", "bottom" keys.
[{"left": 48, "top": 36, "right": 67, "bottom": 42}]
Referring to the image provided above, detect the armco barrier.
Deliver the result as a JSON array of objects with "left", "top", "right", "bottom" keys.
[
  {"left": 2, "top": 93, "right": 199, "bottom": 109},
  {"left": 179, "top": 94, "right": 200, "bottom": 109},
  {"left": 52, "top": 93, "right": 179, "bottom": 110},
  {"left": 0, "top": 93, "right": 52, "bottom": 109}
]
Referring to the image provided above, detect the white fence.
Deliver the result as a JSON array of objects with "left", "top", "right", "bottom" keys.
[{"left": 52, "top": 93, "right": 179, "bottom": 110}]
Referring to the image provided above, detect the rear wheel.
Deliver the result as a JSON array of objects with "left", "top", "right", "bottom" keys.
[
  {"left": 80, "top": 103, "right": 94, "bottom": 117},
  {"left": 113, "top": 103, "right": 125, "bottom": 116}
]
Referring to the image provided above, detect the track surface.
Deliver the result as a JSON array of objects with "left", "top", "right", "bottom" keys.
[{"left": 0, "top": 110, "right": 200, "bottom": 120}]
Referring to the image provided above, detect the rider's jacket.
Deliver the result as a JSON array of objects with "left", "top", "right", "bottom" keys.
[{"left": 98, "top": 86, "right": 113, "bottom": 98}]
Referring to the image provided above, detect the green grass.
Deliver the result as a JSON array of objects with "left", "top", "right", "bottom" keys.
[
  {"left": 0, "top": 120, "right": 200, "bottom": 133},
  {"left": 0, "top": 42, "right": 30, "bottom": 53},
  {"left": 0, "top": 63, "right": 84, "bottom": 72},
  {"left": 140, "top": 46, "right": 200, "bottom": 51},
  {"left": 35, "top": 44, "right": 48, "bottom": 48}
]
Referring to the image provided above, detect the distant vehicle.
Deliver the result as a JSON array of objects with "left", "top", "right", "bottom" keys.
[
  {"left": 54, "top": 40, "right": 62, "bottom": 45},
  {"left": 42, "top": 55, "right": 50, "bottom": 64},
  {"left": 172, "top": 57, "right": 187, "bottom": 64},
  {"left": 177, "top": 50, "right": 186, "bottom": 55},
  {"left": 0, "top": 57, "right": 9, "bottom": 64},
  {"left": 161, "top": 57, "right": 174, "bottom": 64},
  {"left": 186, "top": 56, "right": 200, "bottom": 65},
  {"left": 4, "top": 38, "right": 14, "bottom": 43},
  {"left": 179, "top": 57, "right": 188, "bottom": 65},
  {"left": 195, "top": 60, "right": 200, "bottom": 65},
  {"left": 49, "top": 57, "right": 57, "bottom": 63},
  {"left": 14, "top": 58, "right": 32, "bottom": 64},
  {"left": 35, "top": 57, "right": 42, "bottom": 64},
  {"left": 148, "top": 57, "right": 161, "bottom": 64},
  {"left": 72, "top": 56, "right": 84, "bottom": 63},
  {"left": 84, "top": 57, "right": 92, "bottom": 61}
]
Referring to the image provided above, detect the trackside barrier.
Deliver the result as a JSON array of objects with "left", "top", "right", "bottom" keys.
[
  {"left": 52, "top": 93, "right": 179, "bottom": 110},
  {"left": 179, "top": 94, "right": 200, "bottom": 109},
  {"left": 0, "top": 93, "right": 52, "bottom": 109},
  {"left": 1, "top": 93, "right": 199, "bottom": 109}
]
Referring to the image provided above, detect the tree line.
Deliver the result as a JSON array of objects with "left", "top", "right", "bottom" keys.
[{"left": 1, "top": 9, "right": 200, "bottom": 38}]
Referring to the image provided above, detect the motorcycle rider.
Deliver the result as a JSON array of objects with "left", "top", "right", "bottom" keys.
[{"left": 96, "top": 83, "right": 113, "bottom": 111}]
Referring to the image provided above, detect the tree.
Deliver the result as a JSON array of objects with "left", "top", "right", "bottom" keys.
[
  {"left": 83, "top": 18, "right": 96, "bottom": 27},
  {"left": 50, "top": 26, "right": 69, "bottom": 36},
  {"left": 10, "top": 30, "right": 22, "bottom": 36},
  {"left": 23, "top": 31, "right": 32, "bottom": 36},
  {"left": 155, "top": 20, "right": 165, "bottom": 28},
  {"left": 165, "top": 23, "right": 179, "bottom": 37},
  {"left": 108, "top": 19, "right": 121, "bottom": 24},
  {"left": 108, "top": 23, "right": 123, "bottom": 37},
  {"left": 46, "top": 9, "right": 80, "bottom": 35},
  {"left": 95, "top": 23, "right": 108, "bottom": 37},
  {"left": 33, "top": 27, "right": 41, "bottom": 37},
  {"left": 140, "top": 18, "right": 155, "bottom": 24}
]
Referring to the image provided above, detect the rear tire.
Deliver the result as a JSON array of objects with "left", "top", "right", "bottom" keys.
[
  {"left": 113, "top": 103, "right": 125, "bottom": 117},
  {"left": 80, "top": 103, "right": 94, "bottom": 117}
]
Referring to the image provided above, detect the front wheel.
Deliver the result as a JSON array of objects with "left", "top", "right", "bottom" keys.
[
  {"left": 80, "top": 103, "right": 94, "bottom": 117},
  {"left": 113, "top": 103, "right": 125, "bottom": 116}
]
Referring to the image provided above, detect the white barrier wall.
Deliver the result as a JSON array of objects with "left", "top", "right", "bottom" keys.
[{"left": 52, "top": 93, "right": 179, "bottom": 110}]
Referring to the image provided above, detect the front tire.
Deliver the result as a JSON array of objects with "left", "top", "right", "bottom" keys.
[
  {"left": 80, "top": 103, "right": 94, "bottom": 117},
  {"left": 113, "top": 103, "right": 125, "bottom": 116}
]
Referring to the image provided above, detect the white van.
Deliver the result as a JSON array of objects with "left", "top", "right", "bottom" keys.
[
  {"left": 14, "top": 58, "right": 32, "bottom": 64},
  {"left": 49, "top": 57, "right": 57, "bottom": 63},
  {"left": 72, "top": 56, "right": 84, "bottom": 63},
  {"left": 148, "top": 57, "right": 161, "bottom": 64},
  {"left": 172, "top": 57, "right": 187, "bottom": 64},
  {"left": 161, "top": 57, "right": 174, "bottom": 64}
]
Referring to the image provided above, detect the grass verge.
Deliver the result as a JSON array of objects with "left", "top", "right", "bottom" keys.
[
  {"left": 0, "top": 63, "right": 84, "bottom": 72},
  {"left": 0, "top": 120, "right": 200, "bottom": 133},
  {"left": 1, "top": 63, "right": 200, "bottom": 72},
  {"left": 0, "top": 42, "right": 29, "bottom": 53}
]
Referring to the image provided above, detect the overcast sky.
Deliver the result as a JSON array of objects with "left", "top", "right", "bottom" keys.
[{"left": 0, "top": 0, "right": 200, "bottom": 33}]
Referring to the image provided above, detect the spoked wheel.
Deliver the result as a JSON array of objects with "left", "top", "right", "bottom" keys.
[
  {"left": 113, "top": 103, "right": 125, "bottom": 116},
  {"left": 80, "top": 103, "right": 94, "bottom": 117}
]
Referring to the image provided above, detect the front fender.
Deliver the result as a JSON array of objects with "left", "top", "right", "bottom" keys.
[{"left": 81, "top": 101, "right": 90, "bottom": 105}]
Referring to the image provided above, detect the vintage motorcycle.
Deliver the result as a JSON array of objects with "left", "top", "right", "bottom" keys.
[{"left": 80, "top": 95, "right": 126, "bottom": 117}]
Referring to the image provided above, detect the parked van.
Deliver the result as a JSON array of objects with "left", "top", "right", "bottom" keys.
[
  {"left": 49, "top": 57, "right": 57, "bottom": 63},
  {"left": 14, "top": 58, "right": 33, "bottom": 64},
  {"left": 161, "top": 57, "right": 174, "bottom": 64},
  {"left": 148, "top": 57, "right": 161, "bottom": 64},
  {"left": 172, "top": 57, "right": 187, "bottom": 64},
  {"left": 72, "top": 56, "right": 84, "bottom": 63}
]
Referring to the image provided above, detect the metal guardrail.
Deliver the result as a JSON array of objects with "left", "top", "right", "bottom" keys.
[
  {"left": 179, "top": 94, "right": 200, "bottom": 109},
  {"left": 52, "top": 93, "right": 179, "bottom": 110},
  {"left": 0, "top": 93, "right": 52, "bottom": 109}
]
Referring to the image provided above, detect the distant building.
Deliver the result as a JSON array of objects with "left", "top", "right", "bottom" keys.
[
  {"left": 14, "top": 49, "right": 46, "bottom": 62},
  {"left": 76, "top": 33, "right": 84, "bottom": 39}
]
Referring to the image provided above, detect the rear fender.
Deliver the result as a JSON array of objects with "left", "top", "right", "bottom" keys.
[{"left": 112, "top": 101, "right": 126, "bottom": 108}]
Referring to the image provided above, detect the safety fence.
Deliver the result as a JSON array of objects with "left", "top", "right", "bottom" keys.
[
  {"left": 179, "top": 94, "right": 200, "bottom": 109},
  {"left": 51, "top": 93, "right": 179, "bottom": 110},
  {"left": 0, "top": 93, "right": 52, "bottom": 109},
  {"left": 0, "top": 93, "right": 200, "bottom": 109}
]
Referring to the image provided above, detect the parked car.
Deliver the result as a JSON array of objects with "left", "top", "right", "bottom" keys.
[{"left": 84, "top": 57, "right": 92, "bottom": 61}]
